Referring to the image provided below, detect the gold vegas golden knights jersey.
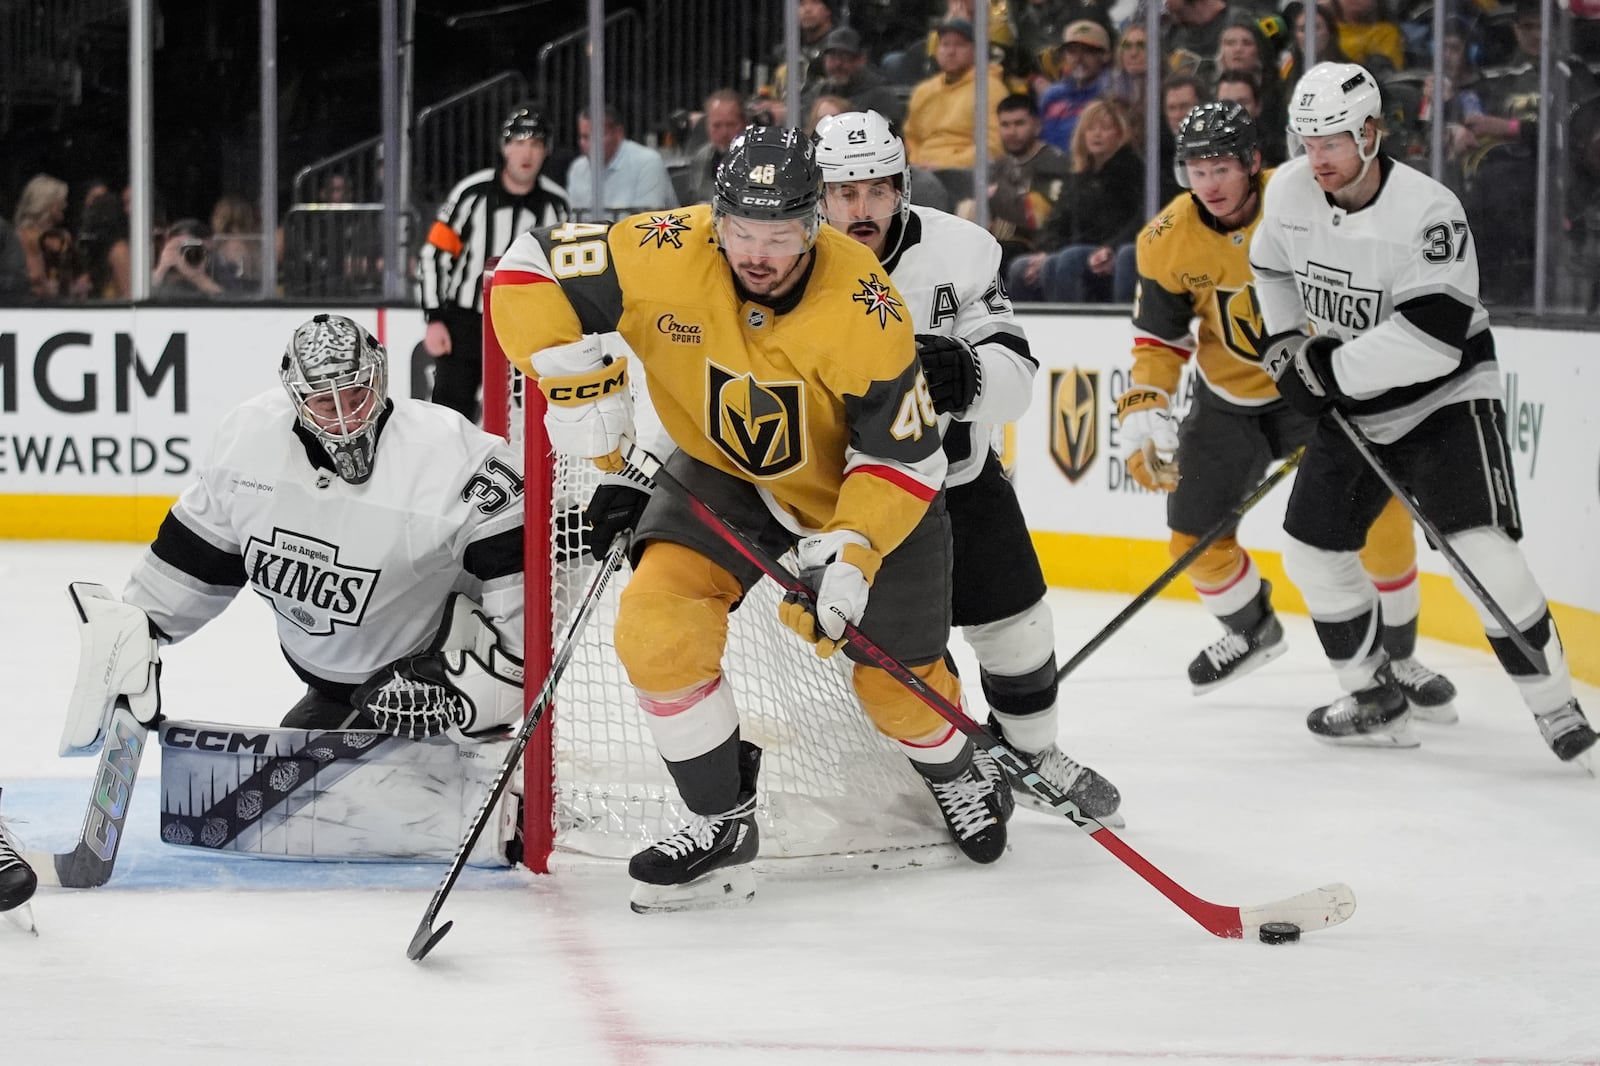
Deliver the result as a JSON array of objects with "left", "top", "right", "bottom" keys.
[
  {"left": 490, "top": 205, "right": 944, "bottom": 562},
  {"left": 1130, "top": 170, "right": 1280, "bottom": 408}
]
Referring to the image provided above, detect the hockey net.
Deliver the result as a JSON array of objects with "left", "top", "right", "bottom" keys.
[{"left": 482, "top": 270, "right": 953, "bottom": 873}]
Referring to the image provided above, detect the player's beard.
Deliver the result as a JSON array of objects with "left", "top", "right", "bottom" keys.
[{"left": 731, "top": 251, "right": 810, "bottom": 299}]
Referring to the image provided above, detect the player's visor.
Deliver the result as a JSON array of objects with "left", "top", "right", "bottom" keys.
[
  {"left": 715, "top": 216, "right": 814, "bottom": 257},
  {"left": 821, "top": 180, "right": 900, "bottom": 226}
]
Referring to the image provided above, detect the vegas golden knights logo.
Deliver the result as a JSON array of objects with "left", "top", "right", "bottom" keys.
[
  {"left": 1217, "top": 284, "right": 1267, "bottom": 363},
  {"left": 1049, "top": 368, "right": 1098, "bottom": 483},
  {"left": 708, "top": 363, "right": 805, "bottom": 478}
]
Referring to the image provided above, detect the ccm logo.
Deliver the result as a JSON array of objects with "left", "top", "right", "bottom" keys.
[{"left": 548, "top": 366, "right": 626, "bottom": 402}]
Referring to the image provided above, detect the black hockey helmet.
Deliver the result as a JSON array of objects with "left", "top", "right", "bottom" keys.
[
  {"left": 1174, "top": 101, "right": 1261, "bottom": 188},
  {"left": 502, "top": 102, "right": 550, "bottom": 143},
  {"left": 712, "top": 126, "right": 823, "bottom": 225}
]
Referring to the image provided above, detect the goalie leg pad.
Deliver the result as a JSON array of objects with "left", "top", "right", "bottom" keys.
[
  {"left": 63, "top": 582, "right": 162, "bottom": 756},
  {"left": 158, "top": 719, "right": 520, "bottom": 866}
]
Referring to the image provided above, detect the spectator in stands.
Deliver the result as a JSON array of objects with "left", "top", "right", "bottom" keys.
[
  {"left": 1334, "top": 0, "right": 1404, "bottom": 75},
  {"left": 78, "top": 189, "right": 132, "bottom": 300},
  {"left": 772, "top": 0, "right": 839, "bottom": 104},
  {"left": 420, "top": 103, "right": 570, "bottom": 420},
  {"left": 983, "top": 91, "right": 1075, "bottom": 269},
  {"left": 318, "top": 174, "right": 353, "bottom": 204},
  {"left": 1424, "top": 16, "right": 1487, "bottom": 169},
  {"left": 566, "top": 104, "right": 677, "bottom": 214},
  {"left": 0, "top": 218, "right": 30, "bottom": 304},
  {"left": 1105, "top": 23, "right": 1150, "bottom": 115},
  {"left": 1159, "top": 74, "right": 1210, "bottom": 204},
  {"left": 1215, "top": 70, "right": 1288, "bottom": 164},
  {"left": 1039, "top": 20, "right": 1113, "bottom": 151},
  {"left": 1280, "top": 4, "right": 1349, "bottom": 87},
  {"left": 1014, "top": 0, "right": 1096, "bottom": 86},
  {"left": 805, "top": 93, "right": 855, "bottom": 136},
  {"left": 1216, "top": 13, "right": 1284, "bottom": 119},
  {"left": 1006, "top": 98, "right": 1143, "bottom": 302},
  {"left": 903, "top": 18, "right": 1009, "bottom": 168},
  {"left": 806, "top": 27, "right": 905, "bottom": 125},
  {"left": 12, "top": 174, "right": 73, "bottom": 300},
  {"left": 152, "top": 218, "right": 225, "bottom": 300},
  {"left": 684, "top": 89, "right": 748, "bottom": 204},
  {"left": 1166, "top": 0, "right": 1234, "bottom": 78},
  {"left": 207, "top": 194, "right": 265, "bottom": 297}
]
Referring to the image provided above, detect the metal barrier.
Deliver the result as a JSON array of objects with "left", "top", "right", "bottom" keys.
[
  {"left": 413, "top": 71, "right": 530, "bottom": 214},
  {"left": 291, "top": 137, "right": 384, "bottom": 206},
  {"left": 282, "top": 204, "right": 416, "bottom": 301}
]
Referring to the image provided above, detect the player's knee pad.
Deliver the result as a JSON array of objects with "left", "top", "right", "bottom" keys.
[
  {"left": 1177, "top": 533, "right": 1244, "bottom": 590},
  {"left": 1359, "top": 496, "right": 1418, "bottom": 583},
  {"left": 635, "top": 676, "right": 741, "bottom": 762},
  {"left": 614, "top": 542, "right": 742, "bottom": 692},
  {"left": 1443, "top": 527, "right": 1548, "bottom": 632},
  {"left": 962, "top": 599, "right": 1055, "bottom": 678},
  {"left": 851, "top": 659, "right": 960, "bottom": 742},
  {"left": 1284, "top": 536, "right": 1373, "bottom": 617}
]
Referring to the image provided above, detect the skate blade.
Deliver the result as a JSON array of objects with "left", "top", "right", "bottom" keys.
[
  {"left": 1408, "top": 700, "right": 1458, "bottom": 725},
  {"left": 1191, "top": 641, "right": 1288, "bottom": 696},
  {"left": 629, "top": 865, "right": 756, "bottom": 914},
  {"left": 1015, "top": 793, "right": 1125, "bottom": 828},
  {"left": 2, "top": 904, "right": 37, "bottom": 936},
  {"left": 1311, "top": 721, "right": 1420, "bottom": 749}
]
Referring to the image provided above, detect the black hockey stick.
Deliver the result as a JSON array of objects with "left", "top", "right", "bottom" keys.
[
  {"left": 24, "top": 700, "right": 150, "bottom": 890},
  {"left": 1055, "top": 448, "right": 1304, "bottom": 682},
  {"left": 629, "top": 446, "right": 1355, "bottom": 940},
  {"left": 407, "top": 535, "right": 630, "bottom": 962},
  {"left": 1329, "top": 410, "right": 1542, "bottom": 664}
]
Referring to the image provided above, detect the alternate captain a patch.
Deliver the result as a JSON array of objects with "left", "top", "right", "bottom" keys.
[
  {"left": 852, "top": 273, "right": 904, "bottom": 327},
  {"left": 707, "top": 363, "right": 806, "bottom": 478},
  {"left": 635, "top": 212, "right": 692, "bottom": 250}
]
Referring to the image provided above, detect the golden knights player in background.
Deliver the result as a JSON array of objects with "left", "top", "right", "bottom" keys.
[
  {"left": 491, "top": 128, "right": 1013, "bottom": 913},
  {"left": 1117, "top": 101, "right": 1458, "bottom": 716}
]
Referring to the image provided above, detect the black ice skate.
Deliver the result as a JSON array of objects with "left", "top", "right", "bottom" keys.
[
  {"left": 1305, "top": 665, "right": 1416, "bottom": 748},
  {"left": 628, "top": 742, "right": 761, "bottom": 914},
  {"left": 989, "top": 720, "right": 1123, "bottom": 827},
  {"left": 1389, "top": 657, "right": 1459, "bottom": 725},
  {"left": 1534, "top": 699, "right": 1598, "bottom": 766},
  {"left": 916, "top": 746, "right": 1010, "bottom": 864},
  {"left": 0, "top": 793, "right": 39, "bottom": 934},
  {"left": 1189, "top": 609, "right": 1286, "bottom": 694}
]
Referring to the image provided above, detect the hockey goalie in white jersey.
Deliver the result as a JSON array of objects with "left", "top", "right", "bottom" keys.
[
  {"left": 813, "top": 110, "right": 1122, "bottom": 820},
  {"left": 59, "top": 315, "right": 531, "bottom": 871},
  {"left": 1250, "top": 63, "right": 1594, "bottom": 768}
]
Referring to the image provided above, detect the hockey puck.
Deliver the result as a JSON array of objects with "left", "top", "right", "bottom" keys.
[{"left": 1258, "top": 921, "right": 1301, "bottom": 944}]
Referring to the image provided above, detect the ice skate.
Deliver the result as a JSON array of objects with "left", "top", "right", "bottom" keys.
[
  {"left": 1306, "top": 665, "right": 1417, "bottom": 748},
  {"left": 1189, "top": 611, "right": 1286, "bottom": 694},
  {"left": 1535, "top": 699, "right": 1597, "bottom": 768},
  {"left": 629, "top": 742, "right": 761, "bottom": 914},
  {"left": 989, "top": 721, "right": 1123, "bottom": 827},
  {"left": 0, "top": 799, "right": 39, "bottom": 935},
  {"left": 1389, "top": 656, "right": 1459, "bottom": 725},
  {"left": 916, "top": 745, "right": 1010, "bottom": 864}
]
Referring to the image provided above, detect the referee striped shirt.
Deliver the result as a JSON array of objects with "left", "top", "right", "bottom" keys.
[{"left": 419, "top": 166, "right": 569, "bottom": 318}]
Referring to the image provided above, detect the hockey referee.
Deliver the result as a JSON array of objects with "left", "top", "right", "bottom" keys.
[{"left": 418, "top": 102, "right": 570, "bottom": 421}]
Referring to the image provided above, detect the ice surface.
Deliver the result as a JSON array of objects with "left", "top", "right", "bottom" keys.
[{"left": 3, "top": 541, "right": 1597, "bottom": 1065}]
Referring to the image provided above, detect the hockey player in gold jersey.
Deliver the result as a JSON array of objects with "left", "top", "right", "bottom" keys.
[
  {"left": 1117, "top": 101, "right": 1458, "bottom": 715},
  {"left": 491, "top": 128, "right": 1012, "bottom": 911}
]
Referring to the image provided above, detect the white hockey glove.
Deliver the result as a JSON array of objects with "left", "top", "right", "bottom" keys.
[
  {"left": 62, "top": 582, "right": 163, "bottom": 756},
  {"left": 777, "top": 530, "right": 881, "bottom": 659},
  {"left": 1115, "top": 385, "right": 1181, "bottom": 492},
  {"left": 533, "top": 333, "right": 633, "bottom": 472},
  {"left": 354, "top": 595, "right": 524, "bottom": 742}
]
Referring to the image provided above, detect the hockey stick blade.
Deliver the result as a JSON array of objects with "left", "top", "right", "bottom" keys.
[
  {"left": 407, "top": 536, "right": 629, "bottom": 962},
  {"left": 24, "top": 702, "right": 150, "bottom": 890},
  {"left": 628, "top": 446, "right": 1356, "bottom": 940}
]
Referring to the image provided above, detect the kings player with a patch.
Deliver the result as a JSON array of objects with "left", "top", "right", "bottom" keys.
[{"left": 45, "top": 314, "right": 530, "bottom": 887}]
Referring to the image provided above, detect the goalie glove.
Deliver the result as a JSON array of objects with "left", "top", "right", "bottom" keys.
[
  {"left": 533, "top": 334, "right": 633, "bottom": 472},
  {"left": 354, "top": 595, "right": 524, "bottom": 741},
  {"left": 777, "top": 530, "right": 881, "bottom": 659},
  {"left": 1115, "top": 386, "right": 1181, "bottom": 492},
  {"left": 62, "top": 582, "right": 163, "bottom": 756},
  {"left": 914, "top": 333, "right": 981, "bottom": 415},
  {"left": 1262, "top": 332, "right": 1342, "bottom": 418},
  {"left": 583, "top": 467, "right": 654, "bottom": 561}
]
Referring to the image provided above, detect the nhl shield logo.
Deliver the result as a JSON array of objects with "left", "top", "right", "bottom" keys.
[
  {"left": 746, "top": 307, "right": 768, "bottom": 329},
  {"left": 1049, "top": 368, "right": 1098, "bottom": 483},
  {"left": 707, "top": 363, "right": 804, "bottom": 478}
]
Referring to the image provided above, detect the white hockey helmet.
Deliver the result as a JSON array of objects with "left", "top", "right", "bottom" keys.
[
  {"left": 1287, "top": 61, "right": 1383, "bottom": 141},
  {"left": 280, "top": 314, "right": 389, "bottom": 485},
  {"left": 812, "top": 110, "right": 913, "bottom": 229}
]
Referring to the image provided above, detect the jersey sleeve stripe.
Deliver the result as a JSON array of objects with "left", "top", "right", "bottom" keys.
[
  {"left": 492, "top": 269, "right": 557, "bottom": 287},
  {"left": 847, "top": 462, "right": 940, "bottom": 502},
  {"left": 1134, "top": 334, "right": 1193, "bottom": 357},
  {"left": 150, "top": 512, "right": 247, "bottom": 588},
  {"left": 971, "top": 329, "right": 1037, "bottom": 367},
  {"left": 426, "top": 221, "right": 463, "bottom": 256},
  {"left": 1392, "top": 292, "right": 1474, "bottom": 355},
  {"left": 463, "top": 526, "right": 524, "bottom": 582}
]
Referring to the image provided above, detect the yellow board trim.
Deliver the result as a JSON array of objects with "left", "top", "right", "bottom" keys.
[
  {"left": 1033, "top": 530, "right": 1600, "bottom": 686},
  {"left": 0, "top": 494, "right": 174, "bottom": 542}
]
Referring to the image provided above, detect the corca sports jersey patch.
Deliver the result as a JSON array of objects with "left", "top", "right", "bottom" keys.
[
  {"left": 852, "top": 273, "right": 904, "bottom": 327},
  {"left": 634, "top": 212, "right": 692, "bottom": 250}
]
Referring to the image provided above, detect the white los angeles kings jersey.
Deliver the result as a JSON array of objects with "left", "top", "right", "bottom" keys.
[
  {"left": 124, "top": 391, "right": 525, "bottom": 696},
  {"left": 885, "top": 206, "right": 1036, "bottom": 486},
  {"left": 1249, "top": 156, "right": 1502, "bottom": 444}
]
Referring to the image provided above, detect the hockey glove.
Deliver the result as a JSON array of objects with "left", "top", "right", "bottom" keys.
[
  {"left": 1115, "top": 386, "right": 1181, "bottom": 492},
  {"left": 914, "top": 333, "right": 981, "bottom": 415},
  {"left": 533, "top": 334, "right": 633, "bottom": 472},
  {"left": 583, "top": 470, "right": 653, "bottom": 561},
  {"left": 1262, "top": 332, "right": 1342, "bottom": 418},
  {"left": 777, "top": 530, "right": 881, "bottom": 659}
]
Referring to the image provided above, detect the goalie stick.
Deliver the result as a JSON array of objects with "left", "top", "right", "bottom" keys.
[
  {"left": 1055, "top": 448, "right": 1304, "bottom": 683},
  {"left": 407, "top": 535, "right": 631, "bottom": 962},
  {"left": 24, "top": 700, "right": 150, "bottom": 890},
  {"left": 628, "top": 445, "right": 1356, "bottom": 940}
]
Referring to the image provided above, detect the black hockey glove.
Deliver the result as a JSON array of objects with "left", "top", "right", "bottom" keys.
[
  {"left": 583, "top": 472, "right": 653, "bottom": 561},
  {"left": 914, "top": 333, "right": 981, "bottom": 415},
  {"left": 1262, "top": 332, "right": 1342, "bottom": 418}
]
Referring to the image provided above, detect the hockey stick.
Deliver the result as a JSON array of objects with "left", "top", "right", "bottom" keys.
[
  {"left": 628, "top": 446, "right": 1355, "bottom": 940},
  {"left": 408, "top": 535, "right": 630, "bottom": 962},
  {"left": 24, "top": 701, "right": 150, "bottom": 889},
  {"left": 1055, "top": 448, "right": 1304, "bottom": 682},
  {"left": 1329, "top": 410, "right": 1543, "bottom": 664}
]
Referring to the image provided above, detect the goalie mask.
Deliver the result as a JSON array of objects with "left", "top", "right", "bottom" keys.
[
  {"left": 813, "top": 110, "right": 913, "bottom": 254},
  {"left": 281, "top": 313, "right": 389, "bottom": 485}
]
